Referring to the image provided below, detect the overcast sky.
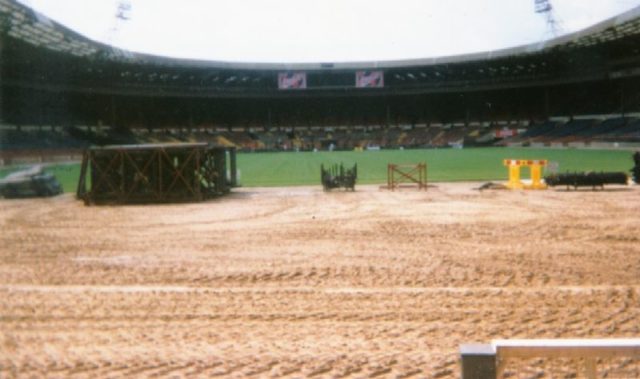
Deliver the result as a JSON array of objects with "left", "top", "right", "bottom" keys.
[{"left": 17, "top": 0, "right": 640, "bottom": 63}]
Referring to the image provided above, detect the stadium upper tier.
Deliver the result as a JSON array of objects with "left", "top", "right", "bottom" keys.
[{"left": 2, "top": 0, "right": 640, "bottom": 98}]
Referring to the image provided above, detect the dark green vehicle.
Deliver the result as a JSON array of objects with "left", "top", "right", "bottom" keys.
[{"left": 0, "top": 169, "right": 63, "bottom": 198}]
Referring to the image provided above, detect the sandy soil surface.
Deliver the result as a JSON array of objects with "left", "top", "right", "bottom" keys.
[{"left": 1, "top": 183, "right": 639, "bottom": 378}]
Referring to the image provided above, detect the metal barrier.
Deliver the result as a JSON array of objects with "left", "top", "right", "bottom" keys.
[{"left": 321, "top": 163, "right": 357, "bottom": 191}]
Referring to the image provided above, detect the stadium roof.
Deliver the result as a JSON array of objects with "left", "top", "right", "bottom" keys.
[
  {"left": 2, "top": 0, "right": 640, "bottom": 107},
  {"left": 2, "top": 0, "right": 640, "bottom": 70}
]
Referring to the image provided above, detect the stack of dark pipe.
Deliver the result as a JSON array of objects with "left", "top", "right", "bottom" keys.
[{"left": 545, "top": 172, "right": 628, "bottom": 189}]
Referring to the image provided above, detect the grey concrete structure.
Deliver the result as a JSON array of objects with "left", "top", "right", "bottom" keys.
[{"left": 459, "top": 344, "right": 497, "bottom": 379}]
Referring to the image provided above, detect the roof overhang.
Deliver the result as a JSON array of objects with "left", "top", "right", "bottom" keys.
[{"left": 2, "top": 0, "right": 640, "bottom": 70}]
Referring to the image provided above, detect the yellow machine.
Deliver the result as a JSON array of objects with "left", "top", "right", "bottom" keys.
[{"left": 503, "top": 159, "right": 548, "bottom": 190}]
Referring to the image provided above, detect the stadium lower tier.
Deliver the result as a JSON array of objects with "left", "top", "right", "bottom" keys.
[{"left": 2, "top": 116, "right": 640, "bottom": 155}]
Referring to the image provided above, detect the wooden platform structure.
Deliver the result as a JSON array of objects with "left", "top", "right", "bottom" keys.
[
  {"left": 386, "top": 163, "right": 427, "bottom": 190},
  {"left": 460, "top": 339, "right": 640, "bottom": 379},
  {"left": 76, "top": 143, "right": 236, "bottom": 204}
]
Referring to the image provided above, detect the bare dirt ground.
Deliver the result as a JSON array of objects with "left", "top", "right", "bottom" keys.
[{"left": 1, "top": 183, "right": 639, "bottom": 378}]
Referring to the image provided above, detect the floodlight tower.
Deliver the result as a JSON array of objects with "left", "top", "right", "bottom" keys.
[
  {"left": 535, "top": 0, "right": 561, "bottom": 37},
  {"left": 104, "top": 1, "right": 132, "bottom": 57},
  {"left": 115, "top": 1, "right": 132, "bottom": 22},
  {"left": 104, "top": 1, "right": 131, "bottom": 45}
]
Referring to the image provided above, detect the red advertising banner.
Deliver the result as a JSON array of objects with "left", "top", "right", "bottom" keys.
[
  {"left": 495, "top": 128, "right": 518, "bottom": 138},
  {"left": 356, "top": 71, "right": 384, "bottom": 88},
  {"left": 278, "top": 72, "right": 307, "bottom": 89}
]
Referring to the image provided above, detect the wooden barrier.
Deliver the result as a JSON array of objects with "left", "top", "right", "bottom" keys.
[
  {"left": 460, "top": 339, "right": 640, "bottom": 379},
  {"left": 387, "top": 163, "right": 427, "bottom": 190}
]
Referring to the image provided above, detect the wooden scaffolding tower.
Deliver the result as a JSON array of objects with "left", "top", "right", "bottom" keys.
[{"left": 76, "top": 143, "right": 236, "bottom": 204}]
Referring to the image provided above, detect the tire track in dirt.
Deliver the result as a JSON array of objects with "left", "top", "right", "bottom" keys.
[{"left": 2, "top": 184, "right": 640, "bottom": 378}]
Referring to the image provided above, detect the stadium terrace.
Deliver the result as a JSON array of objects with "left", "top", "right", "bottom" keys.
[{"left": 1, "top": 0, "right": 640, "bottom": 137}]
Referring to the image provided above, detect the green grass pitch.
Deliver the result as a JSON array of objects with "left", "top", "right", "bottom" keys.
[
  {"left": 0, "top": 147, "right": 635, "bottom": 192},
  {"left": 236, "top": 147, "right": 633, "bottom": 186}
]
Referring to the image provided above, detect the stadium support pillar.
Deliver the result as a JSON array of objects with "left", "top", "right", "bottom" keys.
[
  {"left": 188, "top": 104, "right": 194, "bottom": 130},
  {"left": 386, "top": 105, "right": 391, "bottom": 126},
  {"left": 460, "top": 344, "right": 496, "bottom": 379},
  {"left": 544, "top": 88, "right": 550, "bottom": 118},
  {"left": 620, "top": 85, "right": 625, "bottom": 117},
  {"left": 110, "top": 96, "right": 117, "bottom": 127},
  {"left": 229, "top": 147, "right": 237, "bottom": 187}
]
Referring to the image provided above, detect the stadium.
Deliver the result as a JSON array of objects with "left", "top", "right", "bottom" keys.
[{"left": 1, "top": 0, "right": 640, "bottom": 377}]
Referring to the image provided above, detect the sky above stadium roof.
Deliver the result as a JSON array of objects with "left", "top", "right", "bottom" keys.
[{"left": 17, "top": 0, "right": 640, "bottom": 63}]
